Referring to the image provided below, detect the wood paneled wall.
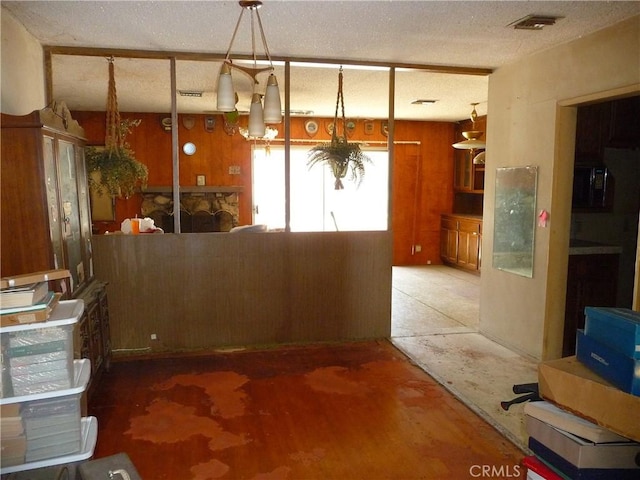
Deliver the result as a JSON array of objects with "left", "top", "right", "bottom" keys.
[
  {"left": 75, "top": 111, "right": 456, "bottom": 265},
  {"left": 92, "top": 231, "right": 392, "bottom": 353}
]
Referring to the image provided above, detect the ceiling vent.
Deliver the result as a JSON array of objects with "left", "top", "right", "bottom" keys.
[
  {"left": 509, "top": 15, "right": 561, "bottom": 30},
  {"left": 179, "top": 90, "right": 203, "bottom": 97},
  {"left": 411, "top": 99, "right": 438, "bottom": 105}
]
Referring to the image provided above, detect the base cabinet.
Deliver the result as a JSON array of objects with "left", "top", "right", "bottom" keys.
[
  {"left": 75, "top": 280, "right": 112, "bottom": 397},
  {"left": 563, "top": 254, "right": 619, "bottom": 356},
  {"left": 440, "top": 214, "right": 482, "bottom": 272}
]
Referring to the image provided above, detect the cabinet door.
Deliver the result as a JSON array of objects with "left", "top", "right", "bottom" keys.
[
  {"left": 440, "top": 217, "right": 458, "bottom": 263},
  {"left": 454, "top": 152, "right": 472, "bottom": 191},
  {"left": 75, "top": 146, "right": 93, "bottom": 281},
  {"left": 56, "top": 139, "right": 87, "bottom": 293},
  {"left": 43, "top": 135, "right": 65, "bottom": 274},
  {"left": 458, "top": 219, "right": 481, "bottom": 270}
]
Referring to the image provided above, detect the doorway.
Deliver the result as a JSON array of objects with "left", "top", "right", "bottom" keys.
[{"left": 563, "top": 96, "right": 640, "bottom": 355}]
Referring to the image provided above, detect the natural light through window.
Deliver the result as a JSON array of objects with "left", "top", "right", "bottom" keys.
[{"left": 253, "top": 146, "right": 389, "bottom": 232}]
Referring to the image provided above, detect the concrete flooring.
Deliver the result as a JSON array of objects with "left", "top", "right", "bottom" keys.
[{"left": 390, "top": 265, "right": 538, "bottom": 452}]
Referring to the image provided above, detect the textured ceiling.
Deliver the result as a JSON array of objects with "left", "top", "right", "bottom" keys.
[{"left": 3, "top": 1, "right": 639, "bottom": 121}]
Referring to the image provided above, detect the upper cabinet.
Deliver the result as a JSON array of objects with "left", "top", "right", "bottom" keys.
[
  {"left": 575, "top": 96, "right": 640, "bottom": 164},
  {"left": 1, "top": 104, "right": 93, "bottom": 297},
  {"left": 454, "top": 151, "right": 485, "bottom": 193}
]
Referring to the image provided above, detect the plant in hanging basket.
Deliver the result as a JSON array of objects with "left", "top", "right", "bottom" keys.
[
  {"left": 86, "top": 58, "right": 148, "bottom": 198},
  {"left": 307, "top": 67, "right": 371, "bottom": 190},
  {"left": 307, "top": 135, "right": 370, "bottom": 190},
  {"left": 86, "top": 119, "right": 148, "bottom": 198}
]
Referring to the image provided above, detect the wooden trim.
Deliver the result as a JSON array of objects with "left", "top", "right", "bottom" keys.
[{"left": 44, "top": 46, "right": 493, "bottom": 77}]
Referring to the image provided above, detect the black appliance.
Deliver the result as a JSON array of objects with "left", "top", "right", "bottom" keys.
[{"left": 572, "top": 166, "right": 611, "bottom": 209}]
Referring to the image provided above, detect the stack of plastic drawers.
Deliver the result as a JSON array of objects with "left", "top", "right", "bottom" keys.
[{"left": 1, "top": 300, "right": 98, "bottom": 475}]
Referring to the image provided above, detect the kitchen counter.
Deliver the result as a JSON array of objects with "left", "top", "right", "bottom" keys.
[{"left": 569, "top": 239, "right": 622, "bottom": 256}]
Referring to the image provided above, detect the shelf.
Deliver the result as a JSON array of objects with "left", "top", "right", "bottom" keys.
[{"left": 143, "top": 186, "right": 243, "bottom": 194}]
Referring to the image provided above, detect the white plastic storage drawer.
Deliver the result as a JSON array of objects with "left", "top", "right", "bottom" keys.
[
  {"left": 1, "top": 300, "right": 84, "bottom": 398},
  {"left": 0, "top": 359, "right": 90, "bottom": 469}
]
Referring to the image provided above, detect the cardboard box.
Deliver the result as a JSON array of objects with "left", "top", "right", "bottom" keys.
[
  {"left": 528, "top": 437, "right": 640, "bottom": 480},
  {"left": 525, "top": 415, "right": 640, "bottom": 469},
  {"left": 584, "top": 307, "right": 640, "bottom": 359},
  {"left": 538, "top": 356, "right": 640, "bottom": 442},
  {"left": 576, "top": 329, "right": 640, "bottom": 396}
]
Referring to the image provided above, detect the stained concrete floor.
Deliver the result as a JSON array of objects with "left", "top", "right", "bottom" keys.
[{"left": 390, "top": 265, "right": 538, "bottom": 452}]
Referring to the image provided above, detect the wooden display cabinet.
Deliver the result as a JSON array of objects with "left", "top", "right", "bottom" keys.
[{"left": 1, "top": 104, "right": 92, "bottom": 297}]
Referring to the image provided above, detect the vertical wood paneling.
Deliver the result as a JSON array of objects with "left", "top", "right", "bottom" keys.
[
  {"left": 92, "top": 232, "right": 392, "bottom": 353},
  {"left": 75, "top": 110, "right": 456, "bottom": 264}
]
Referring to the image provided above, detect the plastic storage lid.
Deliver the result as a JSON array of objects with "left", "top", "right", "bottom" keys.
[
  {"left": 0, "top": 359, "right": 90, "bottom": 405},
  {"left": 0, "top": 299, "right": 84, "bottom": 333},
  {"left": 0, "top": 416, "right": 98, "bottom": 475}
]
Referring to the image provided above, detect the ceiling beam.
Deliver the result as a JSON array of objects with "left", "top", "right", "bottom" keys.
[{"left": 43, "top": 46, "right": 493, "bottom": 77}]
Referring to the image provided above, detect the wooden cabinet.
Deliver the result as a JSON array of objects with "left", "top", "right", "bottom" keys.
[
  {"left": 575, "top": 96, "right": 640, "bottom": 164},
  {"left": 1, "top": 104, "right": 92, "bottom": 297},
  {"left": 75, "top": 281, "right": 112, "bottom": 397},
  {"left": 440, "top": 214, "right": 482, "bottom": 272},
  {"left": 454, "top": 150, "right": 485, "bottom": 193},
  {"left": 563, "top": 253, "right": 619, "bottom": 357}
]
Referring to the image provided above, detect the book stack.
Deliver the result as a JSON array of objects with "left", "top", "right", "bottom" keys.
[
  {"left": 0, "top": 270, "right": 70, "bottom": 327},
  {"left": 526, "top": 307, "right": 640, "bottom": 479},
  {"left": 0, "top": 404, "right": 26, "bottom": 468},
  {"left": 3, "top": 325, "right": 74, "bottom": 397}
]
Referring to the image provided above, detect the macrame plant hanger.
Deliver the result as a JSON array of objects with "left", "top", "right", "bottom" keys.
[
  {"left": 331, "top": 66, "right": 348, "bottom": 189},
  {"left": 105, "top": 57, "right": 122, "bottom": 153}
]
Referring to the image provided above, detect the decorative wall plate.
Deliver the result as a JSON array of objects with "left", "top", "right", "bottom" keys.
[
  {"left": 364, "top": 121, "right": 374, "bottom": 135},
  {"left": 161, "top": 117, "right": 172, "bottom": 131},
  {"left": 304, "top": 119, "right": 319, "bottom": 137},
  {"left": 325, "top": 121, "right": 335, "bottom": 135},
  {"left": 346, "top": 120, "right": 356, "bottom": 137},
  {"left": 182, "top": 142, "right": 196, "bottom": 155},
  {"left": 381, "top": 121, "right": 389, "bottom": 137},
  {"left": 182, "top": 115, "right": 195, "bottom": 130}
]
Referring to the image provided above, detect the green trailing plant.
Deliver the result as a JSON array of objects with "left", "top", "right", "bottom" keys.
[
  {"left": 86, "top": 58, "right": 148, "bottom": 198},
  {"left": 307, "top": 67, "right": 371, "bottom": 190}
]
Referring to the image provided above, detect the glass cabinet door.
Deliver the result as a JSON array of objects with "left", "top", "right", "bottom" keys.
[
  {"left": 56, "top": 138, "right": 86, "bottom": 293},
  {"left": 75, "top": 145, "right": 93, "bottom": 281},
  {"left": 42, "top": 135, "right": 65, "bottom": 273}
]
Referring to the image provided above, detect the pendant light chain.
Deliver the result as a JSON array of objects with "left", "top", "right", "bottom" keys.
[{"left": 105, "top": 57, "right": 122, "bottom": 150}]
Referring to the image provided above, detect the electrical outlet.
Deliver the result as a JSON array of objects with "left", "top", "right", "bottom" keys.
[
  {"left": 150, "top": 333, "right": 157, "bottom": 340},
  {"left": 415, "top": 245, "right": 422, "bottom": 253},
  {"left": 427, "top": 260, "right": 432, "bottom": 265},
  {"left": 228, "top": 165, "right": 241, "bottom": 175}
]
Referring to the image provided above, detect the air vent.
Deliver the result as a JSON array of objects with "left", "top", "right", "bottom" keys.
[
  {"left": 179, "top": 90, "right": 203, "bottom": 97},
  {"left": 412, "top": 99, "right": 438, "bottom": 105},
  {"left": 509, "top": 15, "right": 561, "bottom": 30}
]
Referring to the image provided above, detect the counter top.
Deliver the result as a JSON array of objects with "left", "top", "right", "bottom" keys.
[{"left": 569, "top": 239, "right": 622, "bottom": 255}]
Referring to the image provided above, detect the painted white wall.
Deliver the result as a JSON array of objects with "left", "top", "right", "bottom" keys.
[
  {"left": 481, "top": 16, "right": 640, "bottom": 361},
  {"left": 1, "top": 9, "right": 45, "bottom": 115}
]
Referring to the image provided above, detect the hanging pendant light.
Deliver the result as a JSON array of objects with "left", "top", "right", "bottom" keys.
[
  {"left": 452, "top": 103, "right": 486, "bottom": 150},
  {"left": 216, "top": 1, "right": 282, "bottom": 133}
]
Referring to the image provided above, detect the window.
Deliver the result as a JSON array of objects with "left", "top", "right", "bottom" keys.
[{"left": 253, "top": 146, "right": 389, "bottom": 232}]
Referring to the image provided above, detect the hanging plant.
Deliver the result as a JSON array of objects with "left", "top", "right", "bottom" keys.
[
  {"left": 307, "top": 67, "right": 371, "bottom": 190},
  {"left": 86, "top": 57, "right": 148, "bottom": 198}
]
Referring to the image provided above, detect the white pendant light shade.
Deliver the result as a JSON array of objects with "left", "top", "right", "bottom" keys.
[
  {"left": 452, "top": 139, "right": 486, "bottom": 149},
  {"left": 216, "top": 63, "right": 236, "bottom": 112},
  {"left": 248, "top": 93, "right": 266, "bottom": 138},
  {"left": 263, "top": 74, "right": 282, "bottom": 124}
]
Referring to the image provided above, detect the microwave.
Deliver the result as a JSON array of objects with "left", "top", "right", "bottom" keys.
[{"left": 572, "top": 166, "right": 611, "bottom": 209}]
